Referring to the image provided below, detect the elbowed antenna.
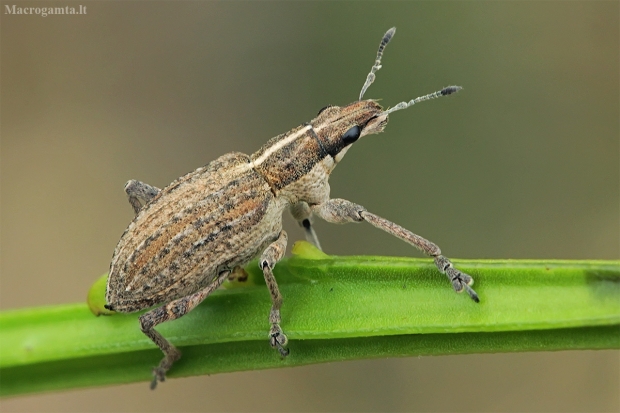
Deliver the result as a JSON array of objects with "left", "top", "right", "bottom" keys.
[
  {"left": 359, "top": 27, "right": 396, "bottom": 101},
  {"left": 385, "top": 86, "right": 462, "bottom": 115}
]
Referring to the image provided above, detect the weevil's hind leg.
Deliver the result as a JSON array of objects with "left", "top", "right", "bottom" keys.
[
  {"left": 289, "top": 202, "right": 322, "bottom": 250},
  {"left": 311, "top": 199, "right": 479, "bottom": 302},
  {"left": 139, "top": 269, "right": 231, "bottom": 389},
  {"left": 259, "top": 230, "right": 290, "bottom": 356},
  {"left": 124, "top": 180, "right": 161, "bottom": 215}
]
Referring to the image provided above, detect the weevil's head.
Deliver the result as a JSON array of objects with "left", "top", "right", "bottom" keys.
[
  {"left": 310, "top": 100, "right": 388, "bottom": 163},
  {"left": 308, "top": 27, "right": 461, "bottom": 166},
  {"left": 309, "top": 87, "right": 461, "bottom": 167}
]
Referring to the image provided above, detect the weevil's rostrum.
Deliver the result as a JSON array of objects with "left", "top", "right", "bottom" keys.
[{"left": 105, "top": 27, "right": 477, "bottom": 389}]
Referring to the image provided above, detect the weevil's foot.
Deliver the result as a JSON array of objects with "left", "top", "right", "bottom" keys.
[
  {"left": 149, "top": 348, "right": 182, "bottom": 390},
  {"left": 463, "top": 283, "right": 480, "bottom": 303},
  {"left": 150, "top": 367, "right": 166, "bottom": 390},
  {"left": 435, "top": 255, "right": 480, "bottom": 302},
  {"left": 269, "top": 324, "right": 289, "bottom": 357},
  {"left": 445, "top": 266, "right": 480, "bottom": 303}
]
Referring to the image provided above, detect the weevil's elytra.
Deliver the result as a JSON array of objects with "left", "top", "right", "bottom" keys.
[{"left": 105, "top": 27, "right": 478, "bottom": 389}]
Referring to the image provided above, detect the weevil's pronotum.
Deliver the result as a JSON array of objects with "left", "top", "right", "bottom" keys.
[{"left": 105, "top": 27, "right": 479, "bottom": 389}]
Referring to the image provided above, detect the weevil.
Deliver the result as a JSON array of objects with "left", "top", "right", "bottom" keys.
[{"left": 105, "top": 27, "right": 479, "bottom": 389}]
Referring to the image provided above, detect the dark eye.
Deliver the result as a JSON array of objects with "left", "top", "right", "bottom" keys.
[
  {"left": 317, "top": 105, "right": 333, "bottom": 116},
  {"left": 342, "top": 125, "right": 361, "bottom": 145}
]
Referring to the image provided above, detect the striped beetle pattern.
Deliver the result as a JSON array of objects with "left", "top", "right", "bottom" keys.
[{"left": 105, "top": 27, "right": 478, "bottom": 389}]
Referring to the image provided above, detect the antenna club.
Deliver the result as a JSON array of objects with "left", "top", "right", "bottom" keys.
[
  {"left": 441, "top": 86, "right": 463, "bottom": 96},
  {"left": 383, "top": 27, "right": 396, "bottom": 44}
]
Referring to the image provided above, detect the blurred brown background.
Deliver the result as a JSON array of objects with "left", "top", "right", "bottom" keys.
[{"left": 1, "top": 1, "right": 618, "bottom": 412}]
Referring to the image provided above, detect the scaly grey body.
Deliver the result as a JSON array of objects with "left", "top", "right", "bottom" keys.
[{"left": 105, "top": 27, "right": 478, "bottom": 389}]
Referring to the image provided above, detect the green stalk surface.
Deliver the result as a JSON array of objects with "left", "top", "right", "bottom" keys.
[{"left": 1, "top": 242, "right": 618, "bottom": 397}]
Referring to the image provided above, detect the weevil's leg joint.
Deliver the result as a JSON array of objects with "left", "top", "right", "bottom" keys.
[{"left": 311, "top": 199, "right": 366, "bottom": 224}]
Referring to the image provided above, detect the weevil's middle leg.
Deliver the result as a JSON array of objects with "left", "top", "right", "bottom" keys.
[
  {"left": 139, "top": 269, "right": 231, "bottom": 389},
  {"left": 124, "top": 180, "right": 161, "bottom": 215},
  {"left": 259, "top": 230, "right": 289, "bottom": 356},
  {"left": 289, "top": 202, "right": 322, "bottom": 250},
  {"left": 311, "top": 198, "right": 479, "bottom": 302}
]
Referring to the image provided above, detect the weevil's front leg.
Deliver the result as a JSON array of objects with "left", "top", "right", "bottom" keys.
[
  {"left": 259, "top": 230, "right": 290, "bottom": 356},
  {"left": 124, "top": 180, "right": 161, "bottom": 215},
  {"left": 139, "top": 269, "right": 231, "bottom": 389},
  {"left": 311, "top": 199, "right": 479, "bottom": 302},
  {"left": 289, "top": 202, "right": 322, "bottom": 250}
]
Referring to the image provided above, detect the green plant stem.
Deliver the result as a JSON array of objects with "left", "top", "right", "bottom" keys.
[{"left": 1, "top": 245, "right": 619, "bottom": 397}]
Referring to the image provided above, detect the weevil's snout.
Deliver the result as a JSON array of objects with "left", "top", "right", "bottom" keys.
[
  {"left": 361, "top": 107, "right": 388, "bottom": 138},
  {"left": 342, "top": 99, "right": 388, "bottom": 139}
]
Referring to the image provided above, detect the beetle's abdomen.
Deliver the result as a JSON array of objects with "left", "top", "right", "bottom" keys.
[{"left": 106, "top": 152, "right": 283, "bottom": 312}]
